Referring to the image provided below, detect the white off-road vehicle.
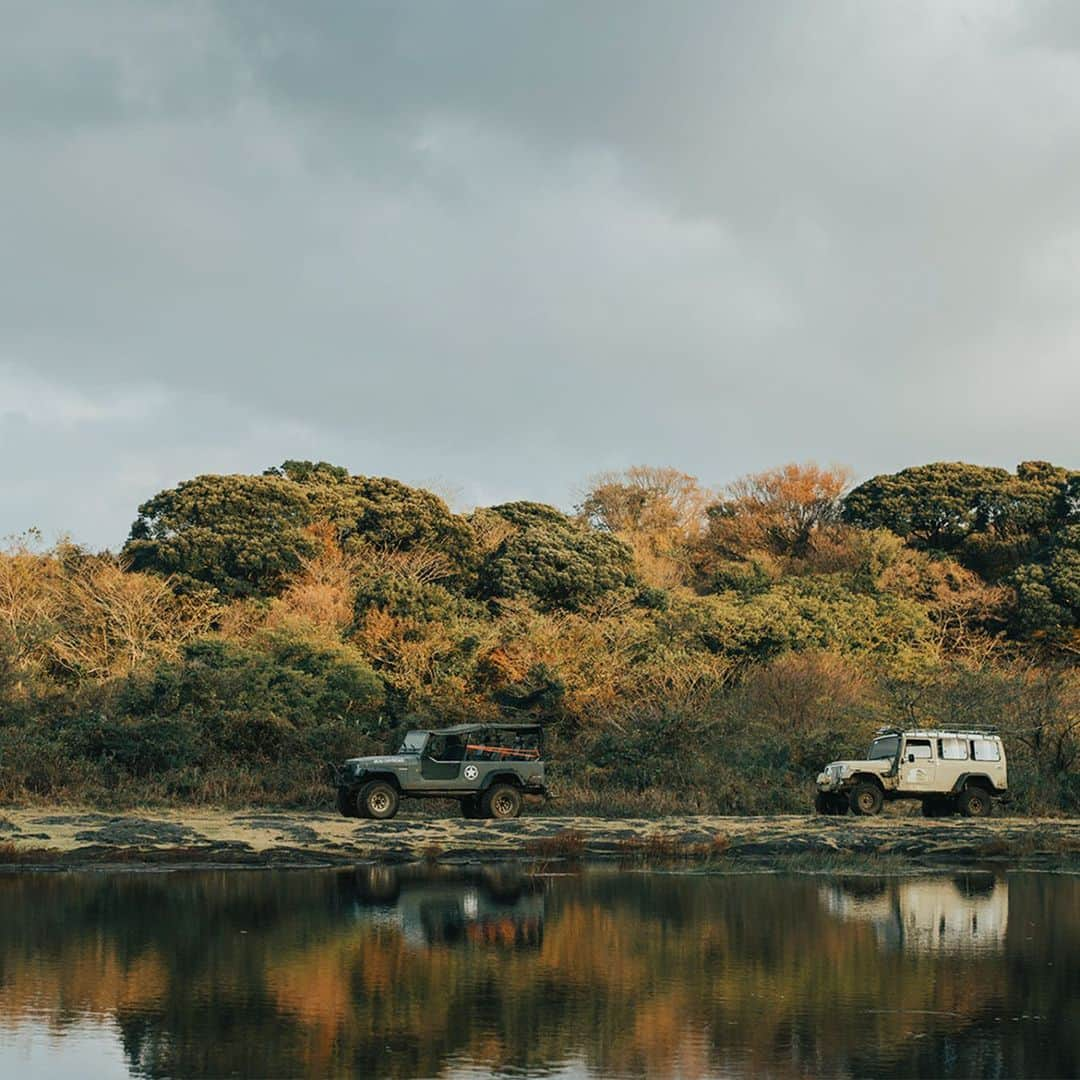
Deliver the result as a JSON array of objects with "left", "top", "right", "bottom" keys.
[{"left": 815, "top": 728, "right": 1008, "bottom": 817}]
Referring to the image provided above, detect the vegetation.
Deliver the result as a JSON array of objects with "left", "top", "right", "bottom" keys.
[{"left": 0, "top": 458, "right": 1077, "bottom": 813}]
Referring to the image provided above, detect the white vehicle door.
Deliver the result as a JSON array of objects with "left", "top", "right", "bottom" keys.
[{"left": 899, "top": 737, "right": 936, "bottom": 792}]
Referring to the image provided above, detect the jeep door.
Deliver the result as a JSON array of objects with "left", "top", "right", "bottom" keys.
[
  {"left": 899, "top": 737, "right": 937, "bottom": 792},
  {"left": 420, "top": 735, "right": 463, "bottom": 783}
]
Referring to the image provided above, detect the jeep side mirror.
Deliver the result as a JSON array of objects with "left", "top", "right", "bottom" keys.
[{"left": 907, "top": 753, "right": 915, "bottom": 763}]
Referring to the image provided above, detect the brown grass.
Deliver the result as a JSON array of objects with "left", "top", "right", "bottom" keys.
[
  {"left": 0, "top": 842, "right": 62, "bottom": 864},
  {"left": 616, "top": 831, "right": 730, "bottom": 864},
  {"left": 525, "top": 829, "right": 587, "bottom": 860}
]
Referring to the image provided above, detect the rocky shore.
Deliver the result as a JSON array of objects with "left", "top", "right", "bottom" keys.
[{"left": 2, "top": 808, "right": 1079, "bottom": 871}]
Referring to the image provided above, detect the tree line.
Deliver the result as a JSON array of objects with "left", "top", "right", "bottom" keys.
[{"left": 1, "top": 458, "right": 1077, "bottom": 812}]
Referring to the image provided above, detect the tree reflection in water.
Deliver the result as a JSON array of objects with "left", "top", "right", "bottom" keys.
[{"left": 0, "top": 868, "right": 1076, "bottom": 1078}]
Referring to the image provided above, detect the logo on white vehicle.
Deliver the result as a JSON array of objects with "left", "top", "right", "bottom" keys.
[{"left": 463, "top": 765, "right": 479, "bottom": 780}]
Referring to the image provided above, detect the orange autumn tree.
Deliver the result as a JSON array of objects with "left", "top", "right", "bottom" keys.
[
  {"left": 703, "top": 462, "right": 854, "bottom": 563},
  {"left": 579, "top": 466, "right": 714, "bottom": 589}
]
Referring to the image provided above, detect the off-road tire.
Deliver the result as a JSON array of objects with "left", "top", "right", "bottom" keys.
[
  {"left": 482, "top": 783, "right": 523, "bottom": 820},
  {"left": 849, "top": 781, "right": 884, "bottom": 816},
  {"left": 461, "top": 796, "right": 483, "bottom": 819},
  {"left": 358, "top": 780, "right": 400, "bottom": 820},
  {"left": 958, "top": 785, "right": 993, "bottom": 818},
  {"left": 337, "top": 788, "right": 359, "bottom": 818}
]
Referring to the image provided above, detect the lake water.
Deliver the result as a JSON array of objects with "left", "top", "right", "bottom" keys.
[{"left": 0, "top": 866, "right": 1075, "bottom": 1078}]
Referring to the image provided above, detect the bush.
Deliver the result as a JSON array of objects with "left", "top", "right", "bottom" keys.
[
  {"left": 479, "top": 520, "right": 635, "bottom": 610},
  {"left": 63, "top": 714, "right": 202, "bottom": 777}
]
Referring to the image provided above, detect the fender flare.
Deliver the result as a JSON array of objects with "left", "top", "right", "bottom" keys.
[
  {"left": 849, "top": 772, "right": 886, "bottom": 790},
  {"left": 951, "top": 772, "right": 998, "bottom": 795},
  {"left": 479, "top": 771, "right": 524, "bottom": 792},
  {"left": 350, "top": 771, "right": 402, "bottom": 792}
]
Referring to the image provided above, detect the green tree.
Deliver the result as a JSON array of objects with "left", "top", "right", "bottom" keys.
[
  {"left": 844, "top": 460, "right": 1077, "bottom": 581},
  {"left": 124, "top": 474, "right": 318, "bottom": 598},
  {"left": 1012, "top": 524, "right": 1080, "bottom": 635},
  {"left": 270, "top": 462, "right": 477, "bottom": 572},
  {"left": 125, "top": 464, "right": 478, "bottom": 599},
  {"left": 485, "top": 501, "right": 573, "bottom": 529},
  {"left": 477, "top": 504, "right": 636, "bottom": 610},
  {"left": 843, "top": 462, "right": 1014, "bottom": 550}
]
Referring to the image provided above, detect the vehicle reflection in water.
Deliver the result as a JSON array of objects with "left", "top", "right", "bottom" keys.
[
  {"left": 348, "top": 865, "right": 545, "bottom": 950},
  {"left": 0, "top": 868, "right": 1076, "bottom": 1079},
  {"left": 819, "top": 873, "right": 1008, "bottom": 954}
]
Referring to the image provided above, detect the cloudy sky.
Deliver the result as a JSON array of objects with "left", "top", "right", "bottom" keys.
[{"left": 3, "top": 1, "right": 1079, "bottom": 548}]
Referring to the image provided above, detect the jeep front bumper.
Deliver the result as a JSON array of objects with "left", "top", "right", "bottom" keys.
[
  {"left": 816, "top": 768, "right": 842, "bottom": 794},
  {"left": 816, "top": 768, "right": 853, "bottom": 793}
]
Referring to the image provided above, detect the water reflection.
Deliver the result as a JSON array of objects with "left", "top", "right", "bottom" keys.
[
  {"left": 349, "top": 866, "right": 545, "bottom": 950},
  {"left": 0, "top": 868, "right": 1076, "bottom": 1078},
  {"left": 819, "top": 874, "right": 1008, "bottom": 954}
]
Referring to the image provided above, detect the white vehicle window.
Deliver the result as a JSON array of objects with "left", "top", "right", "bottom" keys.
[
  {"left": 972, "top": 738, "right": 1001, "bottom": 762},
  {"left": 939, "top": 737, "right": 969, "bottom": 761},
  {"left": 905, "top": 739, "right": 933, "bottom": 760}
]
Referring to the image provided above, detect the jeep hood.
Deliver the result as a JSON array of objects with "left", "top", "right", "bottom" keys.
[
  {"left": 344, "top": 754, "right": 413, "bottom": 767},
  {"left": 823, "top": 759, "right": 892, "bottom": 774}
]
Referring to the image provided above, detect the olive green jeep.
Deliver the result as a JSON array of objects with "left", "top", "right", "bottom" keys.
[
  {"left": 335, "top": 723, "right": 548, "bottom": 820},
  {"left": 815, "top": 727, "right": 1008, "bottom": 818}
]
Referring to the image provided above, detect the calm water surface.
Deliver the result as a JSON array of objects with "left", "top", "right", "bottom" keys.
[{"left": 0, "top": 866, "right": 1075, "bottom": 1078}]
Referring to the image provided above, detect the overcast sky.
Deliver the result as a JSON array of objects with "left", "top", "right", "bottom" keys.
[{"left": 2, "top": 1, "right": 1079, "bottom": 549}]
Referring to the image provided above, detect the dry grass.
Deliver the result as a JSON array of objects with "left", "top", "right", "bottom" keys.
[
  {"left": 973, "top": 831, "right": 1080, "bottom": 861},
  {"left": 616, "top": 831, "right": 730, "bottom": 864},
  {"left": 0, "top": 842, "right": 61, "bottom": 865},
  {"left": 525, "top": 829, "right": 587, "bottom": 860}
]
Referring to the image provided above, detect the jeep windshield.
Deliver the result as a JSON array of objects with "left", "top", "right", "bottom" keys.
[
  {"left": 398, "top": 731, "right": 428, "bottom": 754},
  {"left": 867, "top": 735, "right": 899, "bottom": 761}
]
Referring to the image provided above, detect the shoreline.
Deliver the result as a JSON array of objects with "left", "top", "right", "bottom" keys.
[{"left": 2, "top": 808, "right": 1079, "bottom": 873}]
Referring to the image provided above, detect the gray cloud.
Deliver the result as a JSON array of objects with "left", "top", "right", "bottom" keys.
[{"left": 2, "top": 1, "right": 1077, "bottom": 548}]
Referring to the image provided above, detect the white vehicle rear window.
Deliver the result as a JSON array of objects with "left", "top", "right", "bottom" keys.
[
  {"left": 939, "top": 737, "right": 968, "bottom": 761},
  {"left": 972, "top": 738, "right": 1001, "bottom": 762}
]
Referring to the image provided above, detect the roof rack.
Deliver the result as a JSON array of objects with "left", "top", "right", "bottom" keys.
[{"left": 874, "top": 725, "right": 1000, "bottom": 737}]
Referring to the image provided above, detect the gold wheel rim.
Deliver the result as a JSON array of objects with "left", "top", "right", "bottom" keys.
[
  {"left": 370, "top": 791, "right": 391, "bottom": 814},
  {"left": 493, "top": 793, "right": 515, "bottom": 817}
]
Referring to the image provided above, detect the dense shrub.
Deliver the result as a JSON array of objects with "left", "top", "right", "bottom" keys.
[
  {"left": 2, "top": 457, "right": 1078, "bottom": 812},
  {"left": 479, "top": 519, "right": 636, "bottom": 610},
  {"left": 62, "top": 714, "right": 202, "bottom": 777},
  {"left": 125, "top": 474, "right": 317, "bottom": 598},
  {"left": 125, "top": 462, "right": 477, "bottom": 598}
]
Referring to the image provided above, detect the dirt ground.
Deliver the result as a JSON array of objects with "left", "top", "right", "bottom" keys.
[{"left": 2, "top": 807, "right": 1078, "bottom": 869}]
